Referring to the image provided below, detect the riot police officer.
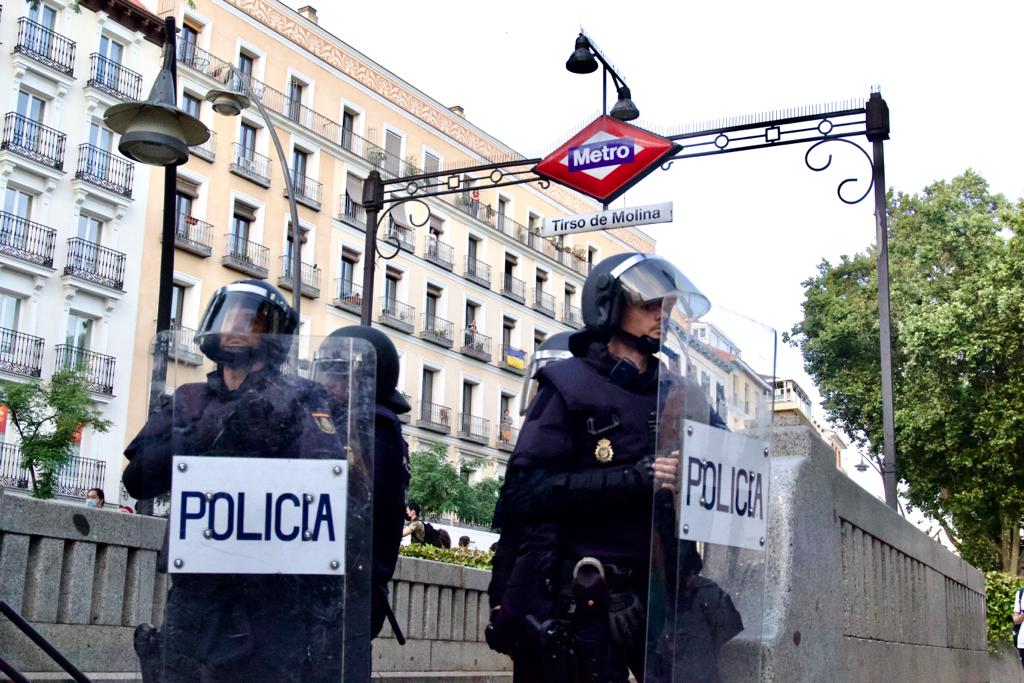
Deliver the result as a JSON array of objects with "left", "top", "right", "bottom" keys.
[
  {"left": 313, "top": 325, "right": 410, "bottom": 642},
  {"left": 123, "top": 281, "right": 350, "bottom": 682},
  {"left": 486, "top": 253, "right": 719, "bottom": 682}
]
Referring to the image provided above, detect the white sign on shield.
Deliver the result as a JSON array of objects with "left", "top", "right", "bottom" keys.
[
  {"left": 169, "top": 456, "right": 347, "bottom": 575},
  {"left": 678, "top": 420, "right": 769, "bottom": 552}
]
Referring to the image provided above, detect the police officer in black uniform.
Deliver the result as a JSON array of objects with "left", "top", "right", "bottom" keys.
[
  {"left": 486, "top": 253, "right": 721, "bottom": 682},
  {"left": 123, "top": 281, "right": 348, "bottom": 683},
  {"left": 313, "top": 325, "right": 410, "bottom": 642}
]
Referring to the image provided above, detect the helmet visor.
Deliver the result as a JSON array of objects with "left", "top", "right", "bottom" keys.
[
  {"left": 614, "top": 255, "right": 711, "bottom": 319},
  {"left": 196, "top": 284, "right": 291, "bottom": 342}
]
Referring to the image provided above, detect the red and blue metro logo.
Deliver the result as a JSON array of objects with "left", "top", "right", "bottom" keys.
[{"left": 534, "top": 116, "right": 679, "bottom": 204}]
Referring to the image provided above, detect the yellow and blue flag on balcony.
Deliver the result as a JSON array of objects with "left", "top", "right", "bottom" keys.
[{"left": 505, "top": 347, "right": 526, "bottom": 369}]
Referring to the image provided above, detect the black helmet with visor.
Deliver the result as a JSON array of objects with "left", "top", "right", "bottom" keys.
[{"left": 195, "top": 280, "right": 299, "bottom": 367}]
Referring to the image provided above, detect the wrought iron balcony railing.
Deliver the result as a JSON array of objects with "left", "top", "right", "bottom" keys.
[
  {"left": 464, "top": 257, "right": 491, "bottom": 289},
  {"left": 384, "top": 220, "right": 414, "bottom": 252},
  {"left": 461, "top": 329, "right": 492, "bottom": 362},
  {"left": 331, "top": 278, "right": 362, "bottom": 314},
  {"left": 445, "top": 192, "right": 495, "bottom": 227},
  {"left": 417, "top": 401, "right": 451, "bottom": 433},
  {"left": 424, "top": 236, "right": 454, "bottom": 270},
  {"left": 497, "top": 425, "right": 520, "bottom": 451},
  {"left": 338, "top": 193, "right": 367, "bottom": 228},
  {"left": 167, "top": 324, "right": 203, "bottom": 365},
  {"left": 174, "top": 213, "right": 214, "bottom": 257},
  {"left": 501, "top": 273, "right": 526, "bottom": 303},
  {"left": 278, "top": 255, "right": 321, "bottom": 298},
  {"left": 0, "top": 210, "right": 56, "bottom": 267},
  {"left": 14, "top": 17, "right": 76, "bottom": 76},
  {"left": 420, "top": 313, "right": 454, "bottom": 348},
  {"left": 562, "top": 304, "right": 584, "bottom": 329},
  {"left": 286, "top": 172, "right": 322, "bottom": 210},
  {"left": 87, "top": 53, "right": 143, "bottom": 101},
  {"left": 533, "top": 288, "right": 556, "bottom": 317},
  {"left": 190, "top": 129, "right": 216, "bottom": 162},
  {"left": 458, "top": 413, "right": 490, "bottom": 444},
  {"left": 379, "top": 297, "right": 415, "bottom": 333},
  {"left": 230, "top": 143, "right": 272, "bottom": 186},
  {"left": 2, "top": 112, "right": 66, "bottom": 169},
  {"left": 0, "top": 443, "right": 31, "bottom": 491},
  {"left": 56, "top": 455, "right": 107, "bottom": 498},
  {"left": 223, "top": 234, "right": 269, "bottom": 279},
  {"left": 64, "top": 238, "right": 126, "bottom": 290},
  {"left": 0, "top": 326, "right": 45, "bottom": 377},
  {"left": 76, "top": 144, "right": 134, "bottom": 197},
  {"left": 54, "top": 345, "right": 116, "bottom": 395}
]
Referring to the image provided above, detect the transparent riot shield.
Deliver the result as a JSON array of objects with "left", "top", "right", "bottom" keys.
[
  {"left": 645, "top": 304, "right": 776, "bottom": 683},
  {"left": 127, "top": 331, "right": 375, "bottom": 683}
]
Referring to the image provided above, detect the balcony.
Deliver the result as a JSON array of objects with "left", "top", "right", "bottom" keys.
[
  {"left": 285, "top": 172, "right": 322, "bottom": 211},
  {"left": 76, "top": 144, "right": 134, "bottom": 198},
  {"left": 230, "top": 143, "right": 272, "bottom": 187},
  {"left": 55, "top": 345, "right": 116, "bottom": 395},
  {"left": 501, "top": 273, "right": 526, "bottom": 304},
  {"left": 174, "top": 213, "right": 213, "bottom": 257},
  {"left": 533, "top": 288, "right": 556, "bottom": 318},
  {"left": 419, "top": 314, "right": 454, "bottom": 348},
  {"left": 499, "top": 345, "right": 527, "bottom": 376},
  {"left": 417, "top": 401, "right": 451, "bottom": 434},
  {"left": 497, "top": 426, "right": 519, "bottom": 452},
  {"left": 0, "top": 444, "right": 106, "bottom": 498},
  {"left": 167, "top": 324, "right": 203, "bottom": 366},
  {"left": 14, "top": 17, "right": 76, "bottom": 76},
  {"left": 495, "top": 213, "right": 530, "bottom": 247},
  {"left": 223, "top": 234, "right": 269, "bottom": 279},
  {"left": 282, "top": 96, "right": 341, "bottom": 143},
  {"left": 379, "top": 297, "right": 415, "bottom": 334},
  {"left": 463, "top": 257, "right": 491, "bottom": 289},
  {"left": 384, "top": 220, "right": 414, "bottom": 252},
  {"left": 458, "top": 414, "right": 490, "bottom": 445},
  {"left": 337, "top": 193, "right": 367, "bottom": 229},
  {"left": 330, "top": 278, "right": 362, "bottom": 314},
  {"left": 424, "top": 236, "right": 453, "bottom": 270},
  {"left": 0, "top": 211, "right": 56, "bottom": 267},
  {"left": 562, "top": 304, "right": 584, "bottom": 329},
  {"left": 64, "top": 238, "right": 126, "bottom": 291},
  {"left": 460, "top": 329, "right": 492, "bottom": 362},
  {"left": 277, "top": 255, "right": 321, "bottom": 299},
  {"left": 190, "top": 129, "right": 216, "bottom": 163},
  {"left": 446, "top": 193, "right": 495, "bottom": 227},
  {"left": 86, "top": 53, "right": 143, "bottom": 101},
  {"left": 2, "top": 112, "right": 66, "bottom": 170},
  {"left": 0, "top": 327, "right": 46, "bottom": 377}
]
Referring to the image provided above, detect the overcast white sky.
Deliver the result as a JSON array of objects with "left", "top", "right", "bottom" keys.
[{"left": 285, "top": 0, "right": 1023, "bottom": 501}]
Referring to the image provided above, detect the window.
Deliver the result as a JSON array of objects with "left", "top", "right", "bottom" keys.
[
  {"left": 239, "top": 123, "right": 257, "bottom": 158},
  {"left": 3, "top": 187, "right": 32, "bottom": 220},
  {"left": 180, "top": 24, "right": 199, "bottom": 49},
  {"left": 66, "top": 312, "right": 93, "bottom": 350},
  {"left": 502, "top": 317, "right": 515, "bottom": 348},
  {"left": 284, "top": 224, "right": 308, "bottom": 264},
  {"left": 89, "top": 122, "right": 113, "bottom": 152},
  {"left": 96, "top": 36, "right": 124, "bottom": 90},
  {"left": 564, "top": 285, "right": 575, "bottom": 311},
  {"left": 287, "top": 79, "right": 305, "bottom": 122},
  {"left": 231, "top": 209, "right": 252, "bottom": 242},
  {"left": 534, "top": 330, "right": 547, "bottom": 352},
  {"left": 462, "top": 381, "right": 475, "bottom": 420},
  {"left": 292, "top": 148, "right": 309, "bottom": 183},
  {"left": 238, "top": 52, "right": 255, "bottom": 77},
  {"left": 170, "top": 284, "right": 186, "bottom": 327},
  {"left": 465, "top": 303, "right": 479, "bottom": 328},
  {"left": 341, "top": 109, "right": 356, "bottom": 150},
  {"left": 15, "top": 91, "right": 46, "bottom": 151},
  {"left": 536, "top": 269, "right": 547, "bottom": 292},
  {"left": 384, "top": 272, "right": 399, "bottom": 303},
  {"left": 16, "top": 91, "right": 46, "bottom": 123},
  {"left": 181, "top": 92, "right": 201, "bottom": 118},
  {"left": 467, "top": 236, "right": 479, "bottom": 262},
  {"left": 25, "top": 3, "right": 57, "bottom": 57},
  {"left": 425, "top": 288, "right": 439, "bottom": 320},
  {"left": 497, "top": 197, "right": 509, "bottom": 230},
  {"left": 340, "top": 251, "right": 357, "bottom": 289},
  {"left": 28, "top": 2, "right": 57, "bottom": 30},
  {"left": 424, "top": 151, "right": 440, "bottom": 174},
  {"left": 383, "top": 130, "right": 401, "bottom": 175},
  {"left": 421, "top": 367, "right": 436, "bottom": 405},
  {"left": 0, "top": 293, "right": 22, "bottom": 333},
  {"left": 175, "top": 191, "right": 193, "bottom": 220},
  {"left": 76, "top": 214, "right": 102, "bottom": 272},
  {"left": 528, "top": 213, "right": 541, "bottom": 233}
]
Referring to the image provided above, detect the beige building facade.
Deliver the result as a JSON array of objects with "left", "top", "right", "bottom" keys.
[{"left": 124, "top": 0, "right": 654, "bottom": 485}]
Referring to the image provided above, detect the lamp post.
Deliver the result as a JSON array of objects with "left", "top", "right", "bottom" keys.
[
  {"left": 104, "top": 16, "right": 209, "bottom": 514},
  {"left": 565, "top": 31, "right": 640, "bottom": 122},
  {"left": 205, "top": 70, "right": 304, "bottom": 320}
]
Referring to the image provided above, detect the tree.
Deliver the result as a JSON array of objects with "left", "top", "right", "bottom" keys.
[
  {"left": 456, "top": 477, "right": 502, "bottom": 528},
  {"left": 0, "top": 369, "right": 112, "bottom": 499},
  {"left": 786, "top": 170, "right": 1024, "bottom": 572},
  {"left": 407, "top": 442, "right": 501, "bottom": 527}
]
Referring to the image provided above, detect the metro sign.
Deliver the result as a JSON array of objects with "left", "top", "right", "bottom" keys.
[{"left": 534, "top": 116, "right": 680, "bottom": 204}]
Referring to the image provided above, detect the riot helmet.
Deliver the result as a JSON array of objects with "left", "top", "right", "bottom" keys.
[
  {"left": 571, "top": 253, "right": 710, "bottom": 356},
  {"left": 313, "top": 325, "right": 410, "bottom": 414},
  {"left": 519, "top": 331, "right": 573, "bottom": 415},
  {"left": 195, "top": 280, "right": 298, "bottom": 368}
]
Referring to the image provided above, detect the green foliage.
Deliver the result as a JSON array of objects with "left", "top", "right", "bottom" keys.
[
  {"left": 399, "top": 542, "right": 494, "bottom": 570},
  {"left": 985, "top": 571, "right": 1024, "bottom": 652},
  {"left": 788, "top": 170, "right": 1024, "bottom": 572},
  {"left": 0, "top": 369, "right": 112, "bottom": 499},
  {"left": 407, "top": 443, "right": 501, "bottom": 527}
]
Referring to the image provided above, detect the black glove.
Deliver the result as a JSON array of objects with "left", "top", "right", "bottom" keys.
[{"left": 485, "top": 607, "right": 517, "bottom": 654}]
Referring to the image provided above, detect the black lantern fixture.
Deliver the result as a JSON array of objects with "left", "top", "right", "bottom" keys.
[
  {"left": 565, "top": 34, "right": 598, "bottom": 74},
  {"left": 610, "top": 86, "right": 640, "bottom": 122},
  {"left": 565, "top": 30, "right": 639, "bottom": 122}
]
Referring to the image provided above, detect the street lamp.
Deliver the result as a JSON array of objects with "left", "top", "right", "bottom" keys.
[
  {"left": 104, "top": 16, "right": 209, "bottom": 514},
  {"left": 565, "top": 31, "right": 639, "bottom": 122},
  {"left": 205, "top": 68, "right": 304, "bottom": 320}
]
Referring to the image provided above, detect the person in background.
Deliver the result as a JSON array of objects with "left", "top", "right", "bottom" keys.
[
  {"left": 458, "top": 535, "right": 472, "bottom": 549},
  {"left": 403, "top": 502, "right": 426, "bottom": 544},
  {"left": 85, "top": 488, "right": 104, "bottom": 509}
]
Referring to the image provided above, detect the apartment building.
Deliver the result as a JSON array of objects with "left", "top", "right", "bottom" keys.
[
  {"left": 0, "top": 0, "right": 164, "bottom": 500},
  {"left": 120, "top": 0, "right": 655, "bottom": 490}
]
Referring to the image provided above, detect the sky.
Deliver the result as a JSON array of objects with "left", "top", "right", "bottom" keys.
[{"left": 284, "top": 0, "right": 1023, "bottom": 502}]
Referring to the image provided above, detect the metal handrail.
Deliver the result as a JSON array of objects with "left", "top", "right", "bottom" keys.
[
  {"left": 278, "top": 255, "right": 321, "bottom": 289},
  {"left": 0, "top": 326, "right": 46, "bottom": 377},
  {"left": 461, "top": 329, "right": 492, "bottom": 354},
  {"left": 0, "top": 599, "right": 92, "bottom": 682},
  {"left": 421, "top": 313, "right": 453, "bottom": 342},
  {"left": 87, "top": 53, "right": 142, "bottom": 101},
  {"left": 230, "top": 143, "right": 272, "bottom": 185},
  {"left": 419, "top": 401, "right": 451, "bottom": 426},
  {"left": 464, "top": 257, "right": 491, "bottom": 284},
  {"left": 502, "top": 273, "right": 526, "bottom": 299},
  {"left": 1, "top": 112, "right": 66, "bottom": 169},
  {"left": 75, "top": 144, "right": 134, "bottom": 197},
  {"left": 64, "top": 238, "right": 126, "bottom": 290},
  {"left": 14, "top": 17, "right": 76, "bottom": 76},
  {"left": 175, "top": 213, "right": 214, "bottom": 250},
  {"left": 380, "top": 297, "right": 415, "bottom": 325},
  {"left": 54, "top": 345, "right": 116, "bottom": 395},
  {"left": 458, "top": 413, "right": 490, "bottom": 439},
  {"left": 0, "top": 210, "right": 57, "bottom": 267}
]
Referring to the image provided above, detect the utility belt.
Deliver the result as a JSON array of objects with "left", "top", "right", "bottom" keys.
[{"left": 528, "top": 557, "right": 646, "bottom": 683}]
